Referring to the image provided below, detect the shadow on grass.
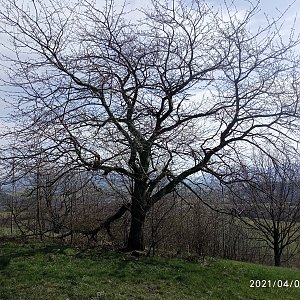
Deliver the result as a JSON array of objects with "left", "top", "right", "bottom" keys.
[
  {"left": 0, "top": 242, "right": 71, "bottom": 270},
  {"left": 0, "top": 256, "right": 11, "bottom": 270}
]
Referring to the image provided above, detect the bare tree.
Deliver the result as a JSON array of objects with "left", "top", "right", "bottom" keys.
[
  {"left": 0, "top": 0, "right": 300, "bottom": 250},
  {"left": 228, "top": 152, "right": 300, "bottom": 266}
]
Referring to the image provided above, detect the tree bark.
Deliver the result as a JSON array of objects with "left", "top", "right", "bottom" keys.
[
  {"left": 274, "top": 251, "right": 281, "bottom": 267},
  {"left": 273, "top": 229, "right": 281, "bottom": 267},
  {"left": 126, "top": 208, "right": 146, "bottom": 251},
  {"left": 125, "top": 180, "right": 148, "bottom": 251}
]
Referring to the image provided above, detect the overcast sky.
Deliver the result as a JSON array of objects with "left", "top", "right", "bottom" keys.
[
  {"left": 126, "top": 0, "right": 300, "bottom": 18},
  {"left": 0, "top": 0, "right": 300, "bottom": 122},
  {"left": 211, "top": 0, "right": 300, "bottom": 26}
]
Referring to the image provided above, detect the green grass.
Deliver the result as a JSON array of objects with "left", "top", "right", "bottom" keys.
[
  {"left": 1, "top": 242, "right": 300, "bottom": 299},
  {"left": 0, "top": 227, "right": 22, "bottom": 236},
  {"left": 0, "top": 228, "right": 12, "bottom": 236}
]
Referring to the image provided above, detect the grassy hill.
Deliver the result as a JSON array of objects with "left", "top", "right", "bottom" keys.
[{"left": 0, "top": 242, "right": 300, "bottom": 299}]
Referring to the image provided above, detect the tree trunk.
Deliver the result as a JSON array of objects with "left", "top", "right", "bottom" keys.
[
  {"left": 126, "top": 180, "right": 148, "bottom": 251},
  {"left": 273, "top": 230, "right": 281, "bottom": 267},
  {"left": 274, "top": 242, "right": 281, "bottom": 267},
  {"left": 126, "top": 209, "right": 146, "bottom": 251},
  {"left": 274, "top": 251, "right": 281, "bottom": 267}
]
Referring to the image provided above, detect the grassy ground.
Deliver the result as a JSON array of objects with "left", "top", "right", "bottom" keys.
[{"left": 0, "top": 242, "right": 300, "bottom": 299}]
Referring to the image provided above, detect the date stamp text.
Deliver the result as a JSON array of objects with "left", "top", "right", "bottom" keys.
[{"left": 250, "top": 279, "right": 300, "bottom": 288}]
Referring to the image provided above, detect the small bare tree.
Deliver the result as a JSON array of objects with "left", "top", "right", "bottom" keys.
[
  {"left": 229, "top": 153, "right": 300, "bottom": 266},
  {"left": 0, "top": 0, "right": 300, "bottom": 250}
]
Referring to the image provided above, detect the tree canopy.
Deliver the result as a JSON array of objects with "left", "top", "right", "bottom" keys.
[{"left": 1, "top": 0, "right": 300, "bottom": 250}]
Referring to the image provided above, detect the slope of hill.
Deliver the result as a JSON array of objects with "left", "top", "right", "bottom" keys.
[{"left": 0, "top": 242, "right": 300, "bottom": 299}]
